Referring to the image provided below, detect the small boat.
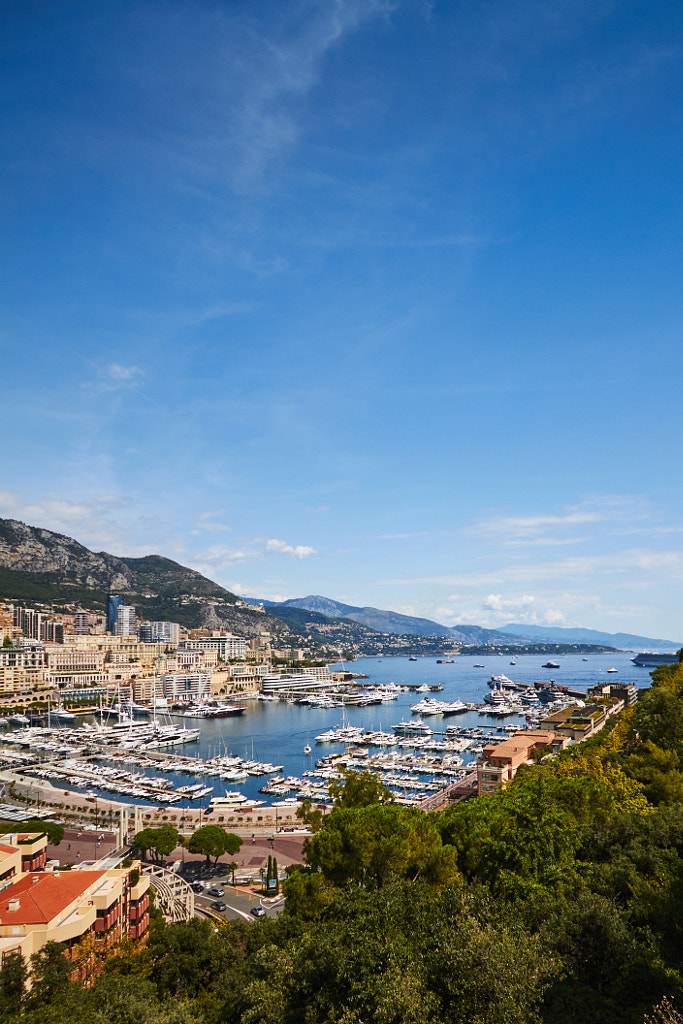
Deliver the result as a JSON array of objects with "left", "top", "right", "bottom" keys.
[
  {"left": 542, "top": 661, "right": 560, "bottom": 669},
  {"left": 408, "top": 656, "right": 418, "bottom": 662},
  {"left": 303, "top": 743, "right": 311, "bottom": 755},
  {"left": 607, "top": 667, "right": 618, "bottom": 673},
  {"left": 473, "top": 664, "right": 484, "bottom": 668}
]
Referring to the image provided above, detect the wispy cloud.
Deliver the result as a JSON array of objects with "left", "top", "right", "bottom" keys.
[
  {"left": 378, "top": 548, "right": 683, "bottom": 588},
  {"left": 191, "top": 510, "right": 231, "bottom": 535},
  {"left": 466, "top": 509, "right": 603, "bottom": 540},
  {"left": 82, "top": 363, "right": 146, "bottom": 396},
  {"left": 465, "top": 497, "right": 655, "bottom": 547},
  {"left": 378, "top": 532, "right": 430, "bottom": 540}
]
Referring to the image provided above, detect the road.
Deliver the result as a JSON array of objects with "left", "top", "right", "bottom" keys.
[{"left": 194, "top": 879, "right": 285, "bottom": 923}]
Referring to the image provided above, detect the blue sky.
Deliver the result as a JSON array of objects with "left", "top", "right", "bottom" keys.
[{"left": 2, "top": 0, "right": 683, "bottom": 639}]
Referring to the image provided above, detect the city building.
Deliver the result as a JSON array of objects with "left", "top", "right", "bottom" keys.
[
  {"left": 161, "top": 673, "right": 211, "bottom": 703},
  {"left": 115, "top": 606, "right": 136, "bottom": 637},
  {"left": 106, "top": 596, "right": 124, "bottom": 635},
  {"left": 0, "top": 834, "right": 150, "bottom": 983},
  {"left": 73, "top": 611, "right": 89, "bottom": 635},
  {"left": 138, "top": 621, "right": 181, "bottom": 644},
  {"left": 477, "top": 731, "right": 562, "bottom": 795},
  {"left": 540, "top": 700, "right": 624, "bottom": 743},
  {"left": 181, "top": 636, "right": 247, "bottom": 660}
]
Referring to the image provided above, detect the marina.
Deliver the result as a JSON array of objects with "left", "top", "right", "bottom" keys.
[{"left": 0, "top": 652, "right": 642, "bottom": 812}]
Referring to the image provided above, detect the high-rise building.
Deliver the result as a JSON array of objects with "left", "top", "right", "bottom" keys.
[
  {"left": 107, "top": 595, "right": 124, "bottom": 634},
  {"left": 13, "top": 607, "right": 43, "bottom": 641},
  {"left": 73, "top": 611, "right": 89, "bottom": 635},
  {"left": 116, "top": 605, "right": 136, "bottom": 636}
]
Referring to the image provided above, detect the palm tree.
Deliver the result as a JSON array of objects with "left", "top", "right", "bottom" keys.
[{"left": 227, "top": 860, "right": 238, "bottom": 885}]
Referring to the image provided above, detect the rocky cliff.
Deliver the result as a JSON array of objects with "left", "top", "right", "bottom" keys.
[{"left": 0, "top": 518, "right": 292, "bottom": 639}]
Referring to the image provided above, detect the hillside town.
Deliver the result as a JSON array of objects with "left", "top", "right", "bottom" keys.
[{"left": 0, "top": 598, "right": 344, "bottom": 707}]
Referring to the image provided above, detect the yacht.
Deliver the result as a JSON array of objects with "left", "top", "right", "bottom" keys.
[
  {"left": 410, "top": 699, "right": 444, "bottom": 716},
  {"left": 440, "top": 701, "right": 468, "bottom": 716}
]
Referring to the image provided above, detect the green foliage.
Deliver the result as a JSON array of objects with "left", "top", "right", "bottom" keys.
[
  {"left": 305, "top": 803, "right": 460, "bottom": 889},
  {"left": 186, "top": 824, "right": 242, "bottom": 867},
  {"left": 328, "top": 768, "right": 393, "bottom": 808},
  {"left": 27, "top": 941, "right": 72, "bottom": 1010},
  {"left": 624, "top": 741, "right": 683, "bottom": 805},
  {"left": 296, "top": 797, "right": 323, "bottom": 832},
  {"left": 132, "top": 825, "right": 181, "bottom": 862},
  {"left": 0, "top": 820, "right": 64, "bottom": 845},
  {"left": 635, "top": 685, "right": 683, "bottom": 751},
  {"left": 0, "top": 951, "right": 27, "bottom": 1018}
]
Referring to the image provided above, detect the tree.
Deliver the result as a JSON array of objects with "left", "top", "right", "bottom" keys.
[
  {"left": 624, "top": 741, "right": 683, "bottom": 805},
  {"left": 132, "top": 825, "right": 181, "bottom": 864},
  {"left": 0, "top": 820, "right": 64, "bottom": 846},
  {"left": 635, "top": 686, "right": 683, "bottom": 751},
  {"left": 27, "top": 941, "right": 72, "bottom": 1010},
  {"left": 0, "top": 951, "right": 27, "bottom": 1017},
  {"left": 305, "top": 804, "right": 460, "bottom": 889},
  {"left": 296, "top": 797, "right": 323, "bottom": 832},
  {"left": 186, "top": 825, "right": 241, "bottom": 868},
  {"left": 227, "top": 860, "right": 238, "bottom": 885},
  {"left": 328, "top": 769, "right": 393, "bottom": 809}
]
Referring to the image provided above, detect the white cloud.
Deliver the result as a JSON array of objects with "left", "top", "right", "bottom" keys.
[
  {"left": 265, "top": 539, "right": 317, "bottom": 559},
  {"left": 192, "top": 536, "right": 317, "bottom": 573}
]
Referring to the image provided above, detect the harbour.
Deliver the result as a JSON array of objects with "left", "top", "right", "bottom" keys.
[{"left": 0, "top": 652, "right": 644, "bottom": 814}]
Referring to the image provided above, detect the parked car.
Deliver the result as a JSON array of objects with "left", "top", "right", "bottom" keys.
[
  {"left": 251, "top": 906, "right": 266, "bottom": 918},
  {"left": 212, "top": 901, "right": 227, "bottom": 912},
  {"left": 207, "top": 887, "right": 225, "bottom": 897}
]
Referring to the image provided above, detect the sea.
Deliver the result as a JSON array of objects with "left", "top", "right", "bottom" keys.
[{"left": 21, "top": 651, "right": 650, "bottom": 809}]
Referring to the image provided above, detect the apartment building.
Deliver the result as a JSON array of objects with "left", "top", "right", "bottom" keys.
[
  {"left": 0, "top": 834, "right": 150, "bottom": 983},
  {"left": 138, "top": 621, "right": 181, "bottom": 644},
  {"left": 0, "top": 666, "right": 49, "bottom": 698},
  {"left": 181, "top": 635, "right": 248, "bottom": 660},
  {"left": 115, "top": 606, "right": 136, "bottom": 636},
  {"left": 540, "top": 700, "right": 623, "bottom": 743},
  {"left": 477, "top": 730, "right": 563, "bottom": 795},
  {"left": 44, "top": 647, "right": 108, "bottom": 690},
  {"left": 161, "top": 673, "right": 211, "bottom": 703}
]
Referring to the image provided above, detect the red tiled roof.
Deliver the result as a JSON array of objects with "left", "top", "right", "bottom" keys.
[
  {"left": 0, "top": 871, "right": 104, "bottom": 925},
  {"left": 0, "top": 844, "right": 18, "bottom": 855}
]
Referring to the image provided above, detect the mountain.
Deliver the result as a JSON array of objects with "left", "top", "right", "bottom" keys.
[
  {"left": 264, "top": 594, "right": 522, "bottom": 645},
  {"left": 499, "top": 623, "right": 682, "bottom": 652},
  {"left": 0, "top": 518, "right": 293, "bottom": 640}
]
